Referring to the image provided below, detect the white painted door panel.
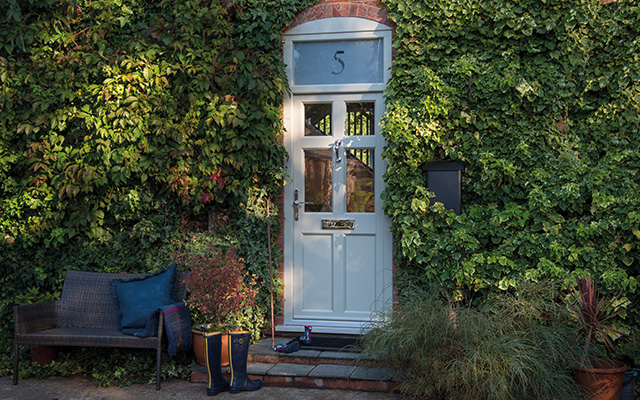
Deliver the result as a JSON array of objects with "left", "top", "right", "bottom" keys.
[{"left": 283, "top": 93, "right": 392, "bottom": 333}]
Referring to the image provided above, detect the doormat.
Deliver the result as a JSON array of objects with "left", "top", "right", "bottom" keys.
[{"left": 298, "top": 336, "right": 362, "bottom": 352}]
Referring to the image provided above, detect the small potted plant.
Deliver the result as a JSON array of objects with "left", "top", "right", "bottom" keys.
[
  {"left": 565, "top": 276, "right": 638, "bottom": 400},
  {"left": 174, "top": 245, "right": 260, "bottom": 366}
]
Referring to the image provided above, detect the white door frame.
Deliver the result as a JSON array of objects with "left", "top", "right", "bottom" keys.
[{"left": 280, "top": 18, "right": 393, "bottom": 334}]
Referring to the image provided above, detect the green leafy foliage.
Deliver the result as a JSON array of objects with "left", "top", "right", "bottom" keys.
[
  {"left": 382, "top": 0, "right": 640, "bottom": 357},
  {"left": 7, "top": 347, "right": 191, "bottom": 388},
  {"left": 0, "top": 0, "right": 317, "bottom": 383}
]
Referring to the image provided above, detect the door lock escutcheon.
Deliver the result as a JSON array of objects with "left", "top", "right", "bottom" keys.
[{"left": 293, "top": 189, "right": 314, "bottom": 221}]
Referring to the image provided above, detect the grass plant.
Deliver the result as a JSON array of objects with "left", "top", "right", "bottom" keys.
[{"left": 360, "top": 283, "right": 586, "bottom": 400}]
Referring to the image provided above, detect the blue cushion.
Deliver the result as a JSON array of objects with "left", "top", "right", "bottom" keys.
[{"left": 112, "top": 265, "right": 176, "bottom": 330}]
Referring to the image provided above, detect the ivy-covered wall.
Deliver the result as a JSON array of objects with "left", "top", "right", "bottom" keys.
[
  {"left": 0, "top": 0, "right": 317, "bottom": 364},
  {"left": 381, "top": 0, "right": 640, "bottom": 344},
  {"left": 2, "top": 0, "right": 639, "bottom": 373}
]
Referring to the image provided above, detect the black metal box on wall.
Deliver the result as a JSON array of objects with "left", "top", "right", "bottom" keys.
[{"left": 422, "top": 161, "right": 463, "bottom": 215}]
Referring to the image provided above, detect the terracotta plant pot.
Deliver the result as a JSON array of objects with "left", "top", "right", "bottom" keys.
[
  {"left": 30, "top": 345, "right": 57, "bottom": 366},
  {"left": 192, "top": 329, "right": 230, "bottom": 367},
  {"left": 572, "top": 358, "right": 628, "bottom": 400}
]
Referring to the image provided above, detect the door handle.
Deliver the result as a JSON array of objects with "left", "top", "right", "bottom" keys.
[
  {"left": 293, "top": 189, "right": 313, "bottom": 221},
  {"left": 333, "top": 139, "right": 342, "bottom": 163}
]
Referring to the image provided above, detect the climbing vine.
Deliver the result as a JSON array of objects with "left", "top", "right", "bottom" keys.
[
  {"left": 0, "top": 0, "right": 317, "bottom": 372},
  {"left": 382, "top": 0, "right": 640, "bottom": 354}
]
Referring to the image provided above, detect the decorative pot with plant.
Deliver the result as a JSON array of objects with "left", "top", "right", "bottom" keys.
[
  {"left": 176, "top": 245, "right": 260, "bottom": 366},
  {"left": 565, "top": 276, "right": 639, "bottom": 400}
]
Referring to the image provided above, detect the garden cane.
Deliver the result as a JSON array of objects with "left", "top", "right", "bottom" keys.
[{"left": 267, "top": 197, "right": 275, "bottom": 349}]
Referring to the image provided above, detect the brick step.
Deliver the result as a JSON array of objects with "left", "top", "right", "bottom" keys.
[{"left": 189, "top": 338, "right": 400, "bottom": 392}]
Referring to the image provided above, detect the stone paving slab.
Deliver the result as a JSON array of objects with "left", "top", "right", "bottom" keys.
[
  {"left": 250, "top": 338, "right": 290, "bottom": 355},
  {"left": 267, "top": 363, "right": 316, "bottom": 377},
  {"left": 308, "top": 364, "right": 357, "bottom": 379},
  {"left": 351, "top": 366, "right": 398, "bottom": 381},
  {"left": 247, "top": 362, "right": 275, "bottom": 375},
  {"left": 290, "top": 349, "right": 323, "bottom": 358},
  {"left": 317, "top": 350, "right": 360, "bottom": 360},
  {"left": 251, "top": 338, "right": 325, "bottom": 359}
]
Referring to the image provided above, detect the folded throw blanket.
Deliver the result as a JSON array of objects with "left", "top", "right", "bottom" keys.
[{"left": 122, "top": 302, "right": 193, "bottom": 357}]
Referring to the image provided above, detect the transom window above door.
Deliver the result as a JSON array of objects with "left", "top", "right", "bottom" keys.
[
  {"left": 293, "top": 39, "right": 384, "bottom": 86},
  {"left": 283, "top": 19, "right": 392, "bottom": 95}
]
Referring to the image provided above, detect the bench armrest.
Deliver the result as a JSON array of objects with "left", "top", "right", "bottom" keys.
[
  {"left": 14, "top": 301, "right": 58, "bottom": 334},
  {"left": 157, "top": 311, "right": 164, "bottom": 339}
]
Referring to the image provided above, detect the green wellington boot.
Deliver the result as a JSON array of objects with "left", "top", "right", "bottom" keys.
[
  {"left": 228, "top": 331, "right": 262, "bottom": 394},
  {"left": 204, "top": 332, "right": 230, "bottom": 396}
]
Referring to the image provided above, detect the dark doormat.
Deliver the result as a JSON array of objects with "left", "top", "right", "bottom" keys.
[{"left": 298, "top": 336, "right": 362, "bottom": 352}]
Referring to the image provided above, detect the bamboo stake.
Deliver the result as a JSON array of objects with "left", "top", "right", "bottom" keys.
[{"left": 266, "top": 197, "right": 275, "bottom": 349}]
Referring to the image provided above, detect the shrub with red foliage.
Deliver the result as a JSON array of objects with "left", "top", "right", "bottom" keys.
[{"left": 175, "top": 246, "right": 259, "bottom": 326}]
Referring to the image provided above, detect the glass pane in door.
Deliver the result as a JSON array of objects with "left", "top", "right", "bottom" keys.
[
  {"left": 346, "top": 149, "right": 374, "bottom": 212},
  {"left": 304, "top": 149, "right": 333, "bottom": 212},
  {"left": 305, "top": 103, "right": 332, "bottom": 136},
  {"left": 346, "top": 102, "right": 374, "bottom": 136},
  {"left": 293, "top": 39, "right": 384, "bottom": 85}
]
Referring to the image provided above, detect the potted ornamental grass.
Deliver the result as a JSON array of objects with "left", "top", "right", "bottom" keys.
[
  {"left": 565, "top": 276, "right": 638, "bottom": 400},
  {"left": 174, "top": 245, "right": 259, "bottom": 366}
]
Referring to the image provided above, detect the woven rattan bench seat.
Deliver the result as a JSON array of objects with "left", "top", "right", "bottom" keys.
[
  {"left": 13, "top": 269, "right": 189, "bottom": 390},
  {"left": 16, "top": 327, "right": 161, "bottom": 348}
]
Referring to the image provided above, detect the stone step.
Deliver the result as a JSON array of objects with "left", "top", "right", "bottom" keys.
[
  {"left": 190, "top": 337, "right": 401, "bottom": 392},
  {"left": 190, "top": 362, "right": 400, "bottom": 392},
  {"left": 248, "top": 337, "right": 366, "bottom": 366}
]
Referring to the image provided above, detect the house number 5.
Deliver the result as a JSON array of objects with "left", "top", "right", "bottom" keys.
[{"left": 332, "top": 50, "right": 345, "bottom": 75}]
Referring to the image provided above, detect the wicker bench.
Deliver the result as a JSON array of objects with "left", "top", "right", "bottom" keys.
[{"left": 13, "top": 269, "right": 189, "bottom": 390}]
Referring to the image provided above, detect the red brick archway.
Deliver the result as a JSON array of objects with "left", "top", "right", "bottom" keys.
[{"left": 288, "top": 0, "right": 393, "bottom": 30}]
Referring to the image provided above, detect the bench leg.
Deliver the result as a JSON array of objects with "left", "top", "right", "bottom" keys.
[
  {"left": 13, "top": 343, "right": 19, "bottom": 385},
  {"left": 156, "top": 346, "right": 161, "bottom": 390}
]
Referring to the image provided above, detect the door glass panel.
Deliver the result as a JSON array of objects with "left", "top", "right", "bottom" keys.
[
  {"left": 305, "top": 149, "right": 333, "bottom": 212},
  {"left": 346, "top": 102, "right": 374, "bottom": 136},
  {"left": 293, "top": 39, "right": 384, "bottom": 85},
  {"left": 305, "top": 103, "right": 332, "bottom": 136},
  {"left": 347, "top": 149, "right": 374, "bottom": 213}
]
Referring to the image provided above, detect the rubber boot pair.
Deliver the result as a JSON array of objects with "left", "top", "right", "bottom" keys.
[{"left": 204, "top": 331, "right": 262, "bottom": 396}]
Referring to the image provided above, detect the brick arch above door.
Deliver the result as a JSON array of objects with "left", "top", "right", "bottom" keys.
[{"left": 288, "top": 0, "right": 393, "bottom": 30}]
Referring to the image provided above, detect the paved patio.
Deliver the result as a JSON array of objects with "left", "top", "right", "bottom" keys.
[
  {"left": 4, "top": 336, "right": 406, "bottom": 399},
  {"left": 1, "top": 376, "right": 406, "bottom": 400}
]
